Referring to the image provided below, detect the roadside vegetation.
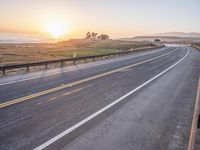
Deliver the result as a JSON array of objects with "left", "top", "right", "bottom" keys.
[{"left": 0, "top": 39, "right": 157, "bottom": 65}]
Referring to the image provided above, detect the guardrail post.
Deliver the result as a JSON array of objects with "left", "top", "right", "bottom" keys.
[
  {"left": 45, "top": 64, "right": 48, "bottom": 69},
  {"left": 2, "top": 69, "right": 5, "bottom": 75},
  {"left": 93, "top": 57, "right": 95, "bottom": 61},
  {"left": 84, "top": 58, "right": 87, "bottom": 63},
  {"left": 60, "top": 61, "right": 64, "bottom": 67},
  {"left": 26, "top": 66, "right": 30, "bottom": 72},
  {"left": 73, "top": 60, "right": 76, "bottom": 65}
]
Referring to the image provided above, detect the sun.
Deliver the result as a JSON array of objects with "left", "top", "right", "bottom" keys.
[{"left": 44, "top": 19, "right": 69, "bottom": 39}]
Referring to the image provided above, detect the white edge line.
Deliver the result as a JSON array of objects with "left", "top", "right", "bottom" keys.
[
  {"left": 34, "top": 47, "right": 189, "bottom": 150},
  {"left": 0, "top": 47, "right": 170, "bottom": 86}
]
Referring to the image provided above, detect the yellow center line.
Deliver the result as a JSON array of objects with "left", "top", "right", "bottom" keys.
[
  {"left": 118, "top": 68, "right": 131, "bottom": 72},
  {"left": 0, "top": 48, "right": 178, "bottom": 109}
]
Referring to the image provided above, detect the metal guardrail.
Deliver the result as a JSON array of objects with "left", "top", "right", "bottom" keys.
[
  {"left": 191, "top": 45, "right": 200, "bottom": 50},
  {"left": 0, "top": 46, "right": 163, "bottom": 75}
]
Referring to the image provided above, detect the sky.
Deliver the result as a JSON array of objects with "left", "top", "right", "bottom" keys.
[{"left": 0, "top": 0, "right": 200, "bottom": 39}]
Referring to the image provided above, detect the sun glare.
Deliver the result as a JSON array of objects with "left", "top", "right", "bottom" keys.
[{"left": 44, "top": 19, "right": 69, "bottom": 39}]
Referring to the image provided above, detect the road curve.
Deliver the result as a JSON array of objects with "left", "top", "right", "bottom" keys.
[{"left": 0, "top": 46, "right": 199, "bottom": 150}]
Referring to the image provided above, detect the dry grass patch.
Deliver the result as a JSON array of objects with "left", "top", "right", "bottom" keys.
[{"left": 0, "top": 39, "right": 156, "bottom": 65}]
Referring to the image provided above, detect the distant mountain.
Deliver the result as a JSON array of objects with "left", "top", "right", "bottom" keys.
[
  {"left": 0, "top": 33, "right": 50, "bottom": 43},
  {"left": 119, "top": 35, "right": 200, "bottom": 43},
  {"left": 118, "top": 32, "right": 200, "bottom": 43},
  {"left": 153, "top": 32, "right": 200, "bottom": 38}
]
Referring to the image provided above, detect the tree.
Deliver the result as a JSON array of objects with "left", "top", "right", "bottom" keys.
[
  {"left": 85, "top": 32, "right": 91, "bottom": 39},
  {"left": 85, "top": 32, "right": 109, "bottom": 40},
  {"left": 98, "top": 34, "right": 109, "bottom": 40},
  {"left": 91, "top": 32, "right": 98, "bottom": 39},
  {"left": 154, "top": 39, "right": 161, "bottom": 42}
]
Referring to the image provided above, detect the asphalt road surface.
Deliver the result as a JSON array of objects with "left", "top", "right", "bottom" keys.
[{"left": 0, "top": 46, "right": 200, "bottom": 150}]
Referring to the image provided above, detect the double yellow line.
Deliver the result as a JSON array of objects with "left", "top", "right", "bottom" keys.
[{"left": 0, "top": 48, "right": 178, "bottom": 108}]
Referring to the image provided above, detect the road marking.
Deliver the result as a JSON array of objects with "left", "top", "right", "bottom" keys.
[
  {"left": 36, "top": 102, "right": 42, "bottom": 105},
  {"left": 34, "top": 48, "right": 189, "bottom": 150},
  {"left": 118, "top": 68, "right": 131, "bottom": 72},
  {"left": 188, "top": 77, "right": 200, "bottom": 150},
  {"left": 63, "top": 88, "right": 83, "bottom": 96},
  {"left": 0, "top": 47, "right": 168, "bottom": 86},
  {"left": 46, "top": 98, "right": 58, "bottom": 103},
  {"left": 48, "top": 97, "right": 57, "bottom": 101},
  {"left": 0, "top": 48, "right": 178, "bottom": 109},
  {"left": 43, "top": 97, "right": 57, "bottom": 103},
  {"left": 63, "top": 84, "right": 93, "bottom": 96}
]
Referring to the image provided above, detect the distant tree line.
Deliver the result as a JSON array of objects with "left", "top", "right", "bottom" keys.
[{"left": 85, "top": 32, "right": 109, "bottom": 40}]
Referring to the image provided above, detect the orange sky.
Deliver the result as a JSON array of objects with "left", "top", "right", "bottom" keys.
[{"left": 0, "top": 0, "right": 200, "bottom": 39}]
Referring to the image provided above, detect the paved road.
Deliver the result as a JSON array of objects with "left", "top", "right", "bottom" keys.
[{"left": 0, "top": 46, "right": 199, "bottom": 150}]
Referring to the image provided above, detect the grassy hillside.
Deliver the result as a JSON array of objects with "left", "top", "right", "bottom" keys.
[{"left": 0, "top": 39, "right": 156, "bottom": 65}]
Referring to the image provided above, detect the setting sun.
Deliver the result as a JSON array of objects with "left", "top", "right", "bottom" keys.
[{"left": 44, "top": 19, "right": 70, "bottom": 39}]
